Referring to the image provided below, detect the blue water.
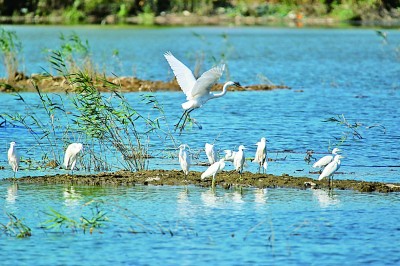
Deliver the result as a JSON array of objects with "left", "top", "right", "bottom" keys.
[{"left": 0, "top": 26, "right": 400, "bottom": 264}]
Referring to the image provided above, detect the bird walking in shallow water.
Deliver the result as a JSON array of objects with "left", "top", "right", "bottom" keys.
[
  {"left": 313, "top": 148, "right": 341, "bottom": 169},
  {"left": 8, "top": 141, "right": 19, "bottom": 179},
  {"left": 64, "top": 143, "right": 83, "bottom": 174},
  {"left": 205, "top": 143, "right": 217, "bottom": 165},
  {"left": 178, "top": 144, "right": 191, "bottom": 178},
  {"left": 201, "top": 158, "right": 225, "bottom": 188},
  {"left": 234, "top": 145, "right": 246, "bottom": 176},
  {"left": 253, "top": 137, "right": 268, "bottom": 173},
  {"left": 164, "top": 51, "right": 240, "bottom": 132},
  {"left": 318, "top": 154, "right": 344, "bottom": 188}
]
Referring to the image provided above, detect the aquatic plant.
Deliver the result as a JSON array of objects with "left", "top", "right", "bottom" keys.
[
  {"left": 0, "top": 28, "right": 23, "bottom": 82},
  {"left": 0, "top": 212, "right": 32, "bottom": 238}
]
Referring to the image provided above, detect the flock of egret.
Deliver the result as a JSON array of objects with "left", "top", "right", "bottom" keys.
[{"left": 5, "top": 51, "right": 344, "bottom": 187}]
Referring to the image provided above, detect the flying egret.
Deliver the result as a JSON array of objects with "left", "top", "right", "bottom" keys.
[
  {"left": 7, "top": 141, "right": 19, "bottom": 179},
  {"left": 63, "top": 143, "right": 83, "bottom": 174},
  {"left": 205, "top": 143, "right": 217, "bottom": 165},
  {"left": 313, "top": 148, "right": 341, "bottom": 168},
  {"left": 234, "top": 145, "right": 246, "bottom": 175},
  {"left": 318, "top": 154, "right": 344, "bottom": 188},
  {"left": 223, "top": 149, "right": 236, "bottom": 162},
  {"left": 164, "top": 51, "right": 241, "bottom": 132},
  {"left": 178, "top": 144, "right": 191, "bottom": 177},
  {"left": 201, "top": 158, "right": 225, "bottom": 188},
  {"left": 253, "top": 137, "right": 268, "bottom": 173}
]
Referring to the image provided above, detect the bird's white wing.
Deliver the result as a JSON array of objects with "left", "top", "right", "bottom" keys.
[
  {"left": 191, "top": 64, "right": 225, "bottom": 98},
  {"left": 201, "top": 162, "right": 221, "bottom": 180},
  {"left": 313, "top": 155, "right": 333, "bottom": 168},
  {"left": 179, "top": 150, "right": 190, "bottom": 172},
  {"left": 164, "top": 51, "right": 196, "bottom": 96},
  {"left": 318, "top": 161, "right": 338, "bottom": 180},
  {"left": 64, "top": 145, "right": 73, "bottom": 169}
]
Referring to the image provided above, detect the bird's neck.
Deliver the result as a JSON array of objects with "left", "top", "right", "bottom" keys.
[{"left": 212, "top": 82, "right": 230, "bottom": 98}]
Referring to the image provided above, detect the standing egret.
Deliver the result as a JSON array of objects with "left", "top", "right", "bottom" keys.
[
  {"left": 234, "top": 145, "right": 246, "bottom": 175},
  {"left": 178, "top": 144, "right": 191, "bottom": 177},
  {"left": 7, "top": 141, "right": 19, "bottom": 178},
  {"left": 253, "top": 137, "right": 268, "bottom": 173},
  {"left": 318, "top": 154, "right": 344, "bottom": 188},
  {"left": 164, "top": 51, "right": 240, "bottom": 132},
  {"left": 63, "top": 143, "right": 83, "bottom": 174},
  {"left": 313, "top": 148, "right": 341, "bottom": 168},
  {"left": 205, "top": 143, "right": 217, "bottom": 165},
  {"left": 223, "top": 149, "right": 236, "bottom": 162},
  {"left": 201, "top": 158, "right": 225, "bottom": 188}
]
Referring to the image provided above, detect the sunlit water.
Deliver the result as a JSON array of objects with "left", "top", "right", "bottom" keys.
[{"left": 0, "top": 26, "right": 399, "bottom": 264}]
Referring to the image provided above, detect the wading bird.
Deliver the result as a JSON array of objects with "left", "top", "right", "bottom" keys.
[
  {"left": 63, "top": 143, "right": 83, "bottom": 174},
  {"left": 205, "top": 143, "right": 217, "bottom": 165},
  {"left": 318, "top": 154, "right": 344, "bottom": 188},
  {"left": 313, "top": 148, "right": 341, "bottom": 169},
  {"left": 201, "top": 158, "right": 225, "bottom": 188},
  {"left": 7, "top": 141, "right": 19, "bottom": 178},
  {"left": 253, "top": 137, "right": 268, "bottom": 173},
  {"left": 164, "top": 51, "right": 240, "bottom": 132},
  {"left": 178, "top": 144, "right": 191, "bottom": 177},
  {"left": 223, "top": 149, "right": 236, "bottom": 162},
  {"left": 234, "top": 145, "right": 246, "bottom": 175}
]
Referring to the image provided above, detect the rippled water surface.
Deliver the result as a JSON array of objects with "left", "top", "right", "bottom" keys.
[{"left": 0, "top": 26, "right": 399, "bottom": 264}]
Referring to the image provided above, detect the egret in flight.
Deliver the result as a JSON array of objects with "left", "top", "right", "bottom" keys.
[
  {"left": 178, "top": 144, "right": 191, "bottom": 178},
  {"left": 313, "top": 148, "right": 341, "bottom": 168},
  {"left": 164, "top": 51, "right": 240, "bottom": 132},
  {"left": 318, "top": 154, "right": 344, "bottom": 188},
  {"left": 7, "top": 141, "right": 19, "bottom": 179},
  {"left": 205, "top": 143, "right": 217, "bottom": 165},
  {"left": 234, "top": 145, "right": 246, "bottom": 176},
  {"left": 253, "top": 137, "right": 268, "bottom": 173},
  {"left": 201, "top": 158, "right": 225, "bottom": 188},
  {"left": 63, "top": 143, "right": 83, "bottom": 174}
]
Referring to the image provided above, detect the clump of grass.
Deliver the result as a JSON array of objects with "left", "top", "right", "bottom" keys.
[
  {"left": 0, "top": 28, "right": 23, "bottom": 82},
  {"left": 0, "top": 212, "right": 32, "bottom": 238}
]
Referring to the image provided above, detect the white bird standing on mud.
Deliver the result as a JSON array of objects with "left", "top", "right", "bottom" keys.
[
  {"left": 178, "top": 144, "right": 191, "bottom": 177},
  {"left": 253, "top": 137, "right": 268, "bottom": 173},
  {"left": 164, "top": 51, "right": 240, "bottom": 132},
  {"left": 8, "top": 141, "right": 19, "bottom": 178},
  {"left": 313, "top": 148, "right": 341, "bottom": 168},
  {"left": 234, "top": 145, "right": 246, "bottom": 175},
  {"left": 63, "top": 143, "right": 83, "bottom": 174},
  {"left": 205, "top": 143, "right": 217, "bottom": 165},
  {"left": 201, "top": 158, "right": 225, "bottom": 188},
  {"left": 318, "top": 154, "right": 344, "bottom": 188}
]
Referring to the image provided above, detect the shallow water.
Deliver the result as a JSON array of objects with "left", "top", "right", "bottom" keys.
[{"left": 0, "top": 26, "right": 399, "bottom": 264}]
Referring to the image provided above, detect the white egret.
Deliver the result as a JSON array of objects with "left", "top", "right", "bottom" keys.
[
  {"left": 63, "top": 143, "right": 83, "bottom": 174},
  {"left": 201, "top": 158, "right": 225, "bottom": 188},
  {"left": 223, "top": 149, "right": 236, "bottom": 162},
  {"left": 234, "top": 145, "right": 246, "bottom": 175},
  {"left": 253, "top": 137, "right": 268, "bottom": 173},
  {"left": 164, "top": 51, "right": 240, "bottom": 132},
  {"left": 205, "top": 143, "right": 217, "bottom": 165},
  {"left": 318, "top": 154, "right": 344, "bottom": 188},
  {"left": 178, "top": 144, "right": 191, "bottom": 177},
  {"left": 313, "top": 148, "right": 341, "bottom": 168},
  {"left": 7, "top": 141, "right": 19, "bottom": 178}
]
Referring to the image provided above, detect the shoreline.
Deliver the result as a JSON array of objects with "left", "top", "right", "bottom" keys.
[
  {"left": 3, "top": 170, "right": 400, "bottom": 193},
  {"left": 0, "top": 75, "right": 289, "bottom": 93}
]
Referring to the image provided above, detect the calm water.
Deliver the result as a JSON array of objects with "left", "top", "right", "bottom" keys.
[{"left": 0, "top": 26, "right": 400, "bottom": 264}]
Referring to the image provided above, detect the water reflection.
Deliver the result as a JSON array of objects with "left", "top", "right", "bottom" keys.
[
  {"left": 312, "top": 189, "right": 340, "bottom": 208},
  {"left": 6, "top": 183, "right": 19, "bottom": 204},
  {"left": 254, "top": 188, "right": 268, "bottom": 204},
  {"left": 63, "top": 186, "right": 82, "bottom": 207},
  {"left": 201, "top": 189, "right": 218, "bottom": 208}
]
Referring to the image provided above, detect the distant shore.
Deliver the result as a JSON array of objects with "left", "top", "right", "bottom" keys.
[{"left": 3, "top": 170, "right": 400, "bottom": 193}]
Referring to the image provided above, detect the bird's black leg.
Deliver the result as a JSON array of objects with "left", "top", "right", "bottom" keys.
[
  {"left": 179, "top": 109, "right": 194, "bottom": 133},
  {"left": 175, "top": 109, "right": 189, "bottom": 131}
]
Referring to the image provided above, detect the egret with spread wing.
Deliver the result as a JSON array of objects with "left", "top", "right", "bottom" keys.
[
  {"left": 164, "top": 51, "right": 240, "bottom": 132},
  {"left": 8, "top": 142, "right": 19, "bottom": 179}
]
